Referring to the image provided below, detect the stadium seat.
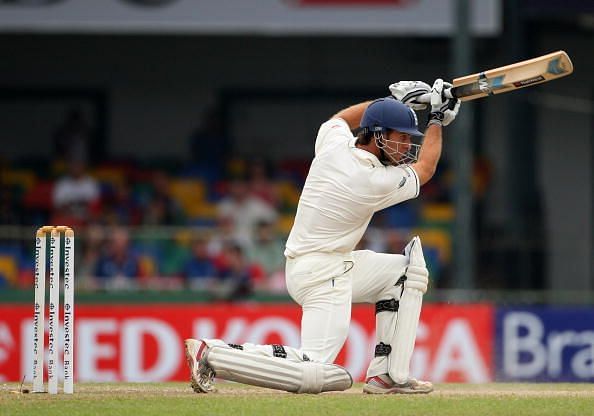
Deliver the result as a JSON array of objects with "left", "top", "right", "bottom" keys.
[
  {"left": 383, "top": 204, "right": 418, "bottom": 228},
  {"left": 188, "top": 201, "right": 217, "bottom": 220},
  {"left": 421, "top": 203, "right": 455, "bottom": 225},
  {"left": 277, "top": 181, "right": 301, "bottom": 210},
  {"left": 277, "top": 214, "right": 295, "bottom": 235},
  {"left": 169, "top": 179, "right": 206, "bottom": 216},
  {"left": 1, "top": 169, "right": 37, "bottom": 192},
  {"left": 92, "top": 166, "right": 126, "bottom": 187},
  {"left": 138, "top": 254, "right": 158, "bottom": 278},
  {"left": 0, "top": 255, "right": 19, "bottom": 287},
  {"left": 23, "top": 180, "right": 55, "bottom": 210},
  {"left": 413, "top": 228, "right": 452, "bottom": 263}
]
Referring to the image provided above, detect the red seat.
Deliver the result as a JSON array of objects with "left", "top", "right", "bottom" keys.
[{"left": 23, "top": 180, "right": 55, "bottom": 210}]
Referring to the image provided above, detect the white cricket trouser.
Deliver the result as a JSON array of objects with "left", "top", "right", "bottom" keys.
[{"left": 285, "top": 250, "right": 408, "bottom": 364}]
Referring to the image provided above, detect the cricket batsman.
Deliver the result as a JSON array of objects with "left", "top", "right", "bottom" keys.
[{"left": 184, "top": 79, "right": 460, "bottom": 394}]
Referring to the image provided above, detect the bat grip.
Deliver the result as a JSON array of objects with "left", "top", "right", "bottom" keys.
[{"left": 417, "top": 88, "right": 456, "bottom": 104}]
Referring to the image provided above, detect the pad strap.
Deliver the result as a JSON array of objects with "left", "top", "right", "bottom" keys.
[
  {"left": 375, "top": 299, "right": 399, "bottom": 314},
  {"left": 272, "top": 344, "right": 287, "bottom": 358},
  {"left": 374, "top": 342, "right": 392, "bottom": 357}
]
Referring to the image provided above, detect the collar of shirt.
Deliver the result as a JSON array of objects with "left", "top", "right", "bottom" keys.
[{"left": 348, "top": 137, "right": 381, "bottom": 168}]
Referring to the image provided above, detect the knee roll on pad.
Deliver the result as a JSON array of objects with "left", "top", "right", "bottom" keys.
[
  {"left": 205, "top": 345, "right": 353, "bottom": 394},
  {"left": 403, "top": 236, "right": 429, "bottom": 294},
  {"left": 405, "top": 265, "right": 429, "bottom": 294}
]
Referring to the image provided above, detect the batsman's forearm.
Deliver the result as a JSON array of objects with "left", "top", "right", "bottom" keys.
[{"left": 412, "top": 124, "right": 442, "bottom": 186}]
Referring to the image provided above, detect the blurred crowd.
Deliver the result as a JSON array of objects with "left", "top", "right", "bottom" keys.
[
  {"left": 0, "top": 154, "right": 302, "bottom": 299},
  {"left": 0, "top": 107, "right": 469, "bottom": 298}
]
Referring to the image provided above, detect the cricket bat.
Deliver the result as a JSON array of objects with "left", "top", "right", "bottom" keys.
[{"left": 422, "top": 51, "right": 574, "bottom": 102}]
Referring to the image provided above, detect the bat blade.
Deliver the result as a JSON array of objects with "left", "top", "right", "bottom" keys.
[{"left": 451, "top": 50, "right": 573, "bottom": 101}]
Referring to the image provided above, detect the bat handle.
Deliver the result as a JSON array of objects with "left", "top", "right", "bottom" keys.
[{"left": 417, "top": 88, "right": 456, "bottom": 104}]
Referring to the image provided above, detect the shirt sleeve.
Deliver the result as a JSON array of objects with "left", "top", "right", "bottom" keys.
[
  {"left": 314, "top": 118, "right": 353, "bottom": 156},
  {"left": 371, "top": 164, "right": 420, "bottom": 211}
]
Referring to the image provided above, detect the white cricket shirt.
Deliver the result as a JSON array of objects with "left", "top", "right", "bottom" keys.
[{"left": 284, "top": 118, "right": 420, "bottom": 258}]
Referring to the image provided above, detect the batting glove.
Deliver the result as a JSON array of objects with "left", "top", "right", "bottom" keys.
[
  {"left": 428, "top": 79, "right": 461, "bottom": 127},
  {"left": 389, "top": 80, "right": 432, "bottom": 110}
]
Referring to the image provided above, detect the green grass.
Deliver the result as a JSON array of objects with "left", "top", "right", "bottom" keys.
[{"left": 2, "top": 382, "right": 593, "bottom": 416}]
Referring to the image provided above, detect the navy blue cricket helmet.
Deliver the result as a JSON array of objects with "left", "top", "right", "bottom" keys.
[{"left": 360, "top": 98, "right": 423, "bottom": 137}]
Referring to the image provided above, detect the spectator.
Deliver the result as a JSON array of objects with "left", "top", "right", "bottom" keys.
[
  {"left": 183, "top": 235, "right": 217, "bottom": 290},
  {"left": 207, "top": 215, "right": 243, "bottom": 257},
  {"left": 212, "top": 242, "right": 264, "bottom": 301},
  {"left": 51, "top": 160, "right": 100, "bottom": 227},
  {"left": 103, "top": 179, "right": 143, "bottom": 226},
  {"left": 217, "top": 177, "right": 278, "bottom": 246},
  {"left": 0, "top": 187, "right": 20, "bottom": 226},
  {"left": 248, "top": 159, "right": 279, "bottom": 208},
  {"left": 143, "top": 171, "right": 185, "bottom": 226},
  {"left": 93, "top": 227, "right": 141, "bottom": 290},
  {"left": 189, "top": 106, "right": 228, "bottom": 169},
  {"left": 247, "top": 220, "right": 285, "bottom": 280},
  {"left": 78, "top": 224, "right": 105, "bottom": 290},
  {"left": 384, "top": 230, "right": 409, "bottom": 254},
  {"left": 53, "top": 108, "right": 91, "bottom": 164}
]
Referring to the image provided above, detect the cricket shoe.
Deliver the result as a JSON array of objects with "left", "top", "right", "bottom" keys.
[
  {"left": 184, "top": 338, "right": 216, "bottom": 393},
  {"left": 363, "top": 374, "right": 433, "bottom": 394}
]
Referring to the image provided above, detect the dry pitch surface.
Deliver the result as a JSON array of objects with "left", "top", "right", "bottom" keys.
[{"left": 2, "top": 382, "right": 594, "bottom": 416}]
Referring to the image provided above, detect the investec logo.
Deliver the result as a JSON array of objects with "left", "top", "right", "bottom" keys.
[
  {"left": 34, "top": 238, "right": 41, "bottom": 288},
  {"left": 64, "top": 241, "right": 71, "bottom": 279},
  {"left": 63, "top": 304, "right": 72, "bottom": 356},
  {"left": 32, "top": 303, "right": 41, "bottom": 354}
]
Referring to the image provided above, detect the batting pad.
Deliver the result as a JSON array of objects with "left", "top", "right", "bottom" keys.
[
  {"left": 389, "top": 236, "right": 428, "bottom": 384},
  {"left": 205, "top": 345, "right": 353, "bottom": 393},
  {"left": 389, "top": 286, "right": 423, "bottom": 383}
]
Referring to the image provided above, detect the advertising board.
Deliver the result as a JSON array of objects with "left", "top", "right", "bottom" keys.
[
  {"left": 0, "top": 303, "right": 493, "bottom": 383},
  {"left": 496, "top": 307, "right": 594, "bottom": 382},
  {"left": 0, "top": 0, "right": 500, "bottom": 35}
]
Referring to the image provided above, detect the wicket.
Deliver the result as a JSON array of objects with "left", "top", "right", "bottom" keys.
[{"left": 33, "top": 225, "right": 75, "bottom": 394}]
